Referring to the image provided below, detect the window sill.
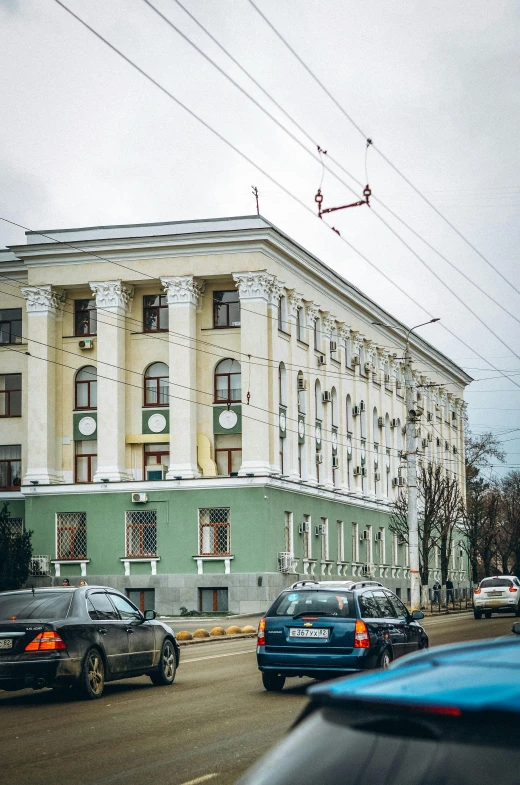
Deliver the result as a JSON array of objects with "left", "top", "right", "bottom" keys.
[
  {"left": 51, "top": 559, "right": 90, "bottom": 578},
  {"left": 131, "top": 330, "right": 169, "bottom": 335},
  {"left": 330, "top": 358, "right": 340, "bottom": 366},
  {"left": 296, "top": 339, "right": 309, "bottom": 348},
  {"left": 193, "top": 555, "right": 234, "bottom": 575},
  {"left": 201, "top": 326, "right": 241, "bottom": 332},
  {"left": 0, "top": 415, "right": 21, "bottom": 418},
  {"left": 278, "top": 329, "right": 291, "bottom": 340},
  {"left": 120, "top": 557, "right": 160, "bottom": 576}
]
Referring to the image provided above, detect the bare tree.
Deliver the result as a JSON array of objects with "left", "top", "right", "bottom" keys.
[
  {"left": 501, "top": 471, "right": 520, "bottom": 576},
  {"left": 436, "top": 473, "right": 465, "bottom": 594}
]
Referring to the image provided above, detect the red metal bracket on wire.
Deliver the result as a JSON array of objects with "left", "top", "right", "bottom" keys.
[{"left": 315, "top": 184, "right": 372, "bottom": 219}]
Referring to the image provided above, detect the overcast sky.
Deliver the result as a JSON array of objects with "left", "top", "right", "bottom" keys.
[{"left": 1, "top": 0, "right": 519, "bottom": 476}]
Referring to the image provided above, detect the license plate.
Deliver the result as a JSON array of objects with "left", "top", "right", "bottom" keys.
[
  {"left": 289, "top": 628, "right": 329, "bottom": 639},
  {"left": 488, "top": 591, "right": 503, "bottom": 596},
  {"left": 0, "top": 639, "right": 13, "bottom": 649}
]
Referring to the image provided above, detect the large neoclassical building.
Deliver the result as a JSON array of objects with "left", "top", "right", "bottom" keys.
[{"left": 0, "top": 216, "right": 471, "bottom": 613}]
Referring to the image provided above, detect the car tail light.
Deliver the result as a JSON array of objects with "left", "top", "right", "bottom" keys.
[
  {"left": 509, "top": 586, "right": 517, "bottom": 593},
  {"left": 25, "top": 631, "right": 66, "bottom": 652},
  {"left": 354, "top": 619, "right": 370, "bottom": 649},
  {"left": 257, "top": 618, "right": 266, "bottom": 646},
  {"left": 474, "top": 588, "right": 481, "bottom": 594}
]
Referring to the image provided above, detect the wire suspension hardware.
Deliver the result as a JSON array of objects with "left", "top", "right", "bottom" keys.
[{"left": 315, "top": 140, "right": 372, "bottom": 230}]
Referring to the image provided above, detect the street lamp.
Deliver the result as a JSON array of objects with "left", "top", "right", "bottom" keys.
[{"left": 372, "top": 318, "right": 440, "bottom": 610}]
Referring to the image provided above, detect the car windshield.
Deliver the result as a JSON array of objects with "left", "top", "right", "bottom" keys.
[
  {"left": 270, "top": 590, "right": 356, "bottom": 618},
  {"left": 480, "top": 578, "right": 512, "bottom": 588},
  {"left": 0, "top": 591, "right": 73, "bottom": 620}
]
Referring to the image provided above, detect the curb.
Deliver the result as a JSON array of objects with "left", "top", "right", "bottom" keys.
[{"left": 178, "top": 632, "right": 257, "bottom": 646}]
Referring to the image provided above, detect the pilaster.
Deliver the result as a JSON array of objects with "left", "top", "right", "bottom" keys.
[
  {"left": 286, "top": 291, "right": 304, "bottom": 481},
  {"left": 161, "top": 276, "right": 203, "bottom": 479},
  {"left": 304, "top": 301, "right": 320, "bottom": 486}
]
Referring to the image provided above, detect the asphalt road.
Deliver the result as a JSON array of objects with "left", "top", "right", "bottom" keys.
[{"left": 1, "top": 612, "right": 516, "bottom": 785}]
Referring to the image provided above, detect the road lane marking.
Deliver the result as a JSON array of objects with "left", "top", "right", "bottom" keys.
[
  {"left": 182, "top": 649, "right": 256, "bottom": 663},
  {"left": 178, "top": 774, "right": 218, "bottom": 785}
]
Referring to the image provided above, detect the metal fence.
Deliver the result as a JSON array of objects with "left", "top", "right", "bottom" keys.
[{"left": 430, "top": 586, "right": 471, "bottom": 614}]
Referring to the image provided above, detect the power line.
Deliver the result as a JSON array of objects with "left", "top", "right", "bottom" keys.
[
  {"left": 246, "top": 0, "right": 520, "bottom": 300},
  {"left": 43, "top": 1, "right": 520, "bottom": 397}
]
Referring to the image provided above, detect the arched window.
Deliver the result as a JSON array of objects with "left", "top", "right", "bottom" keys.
[
  {"left": 75, "top": 366, "right": 97, "bottom": 410},
  {"left": 296, "top": 307, "right": 305, "bottom": 342},
  {"left": 297, "top": 371, "right": 306, "bottom": 414},
  {"left": 278, "top": 295, "right": 288, "bottom": 332},
  {"left": 330, "top": 326, "right": 338, "bottom": 361},
  {"left": 278, "top": 362, "right": 287, "bottom": 407},
  {"left": 214, "top": 358, "right": 241, "bottom": 404},
  {"left": 314, "top": 317, "right": 322, "bottom": 351},
  {"left": 144, "top": 362, "right": 169, "bottom": 407},
  {"left": 315, "top": 379, "right": 323, "bottom": 421},
  {"left": 345, "top": 336, "right": 352, "bottom": 368},
  {"left": 373, "top": 407, "right": 381, "bottom": 443},
  {"left": 331, "top": 387, "right": 338, "bottom": 427}
]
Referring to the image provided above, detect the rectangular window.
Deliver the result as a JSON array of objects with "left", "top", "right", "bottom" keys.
[
  {"left": 7, "top": 518, "right": 23, "bottom": 537},
  {"left": 337, "top": 521, "right": 344, "bottom": 562},
  {"left": 0, "top": 445, "right": 21, "bottom": 490},
  {"left": 352, "top": 522, "right": 359, "bottom": 562},
  {"left": 378, "top": 528, "right": 385, "bottom": 563},
  {"left": 392, "top": 533, "right": 399, "bottom": 566},
  {"left": 126, "top": 588, "right": 155, "bottom": 612},
  {"left": 213, "top": 291, "right": 240, "bottom": 328},
  {"left": 75, "top": 441, "right": 97, "bottom": 483},
  {"left": 284, "top": 511, "right": 293, "bottom": 554},
  {"left": 366, "top": 525, "right": 373, "bottom": 563},
  {"left": 199, "top": 508, "right": 230, "bottom": 555},
  {"left": 74, "top": 299, "right": 97, "bottom": 336},
  {"left": 144, "top": 444, "right": 169, "bottom": 479},
  {"left": 199, "top": 587, "right": 228, "bottom": 613},
  {"left": 143, "top": 294, "right": 169, "bottom": 332},
  {"left": 296, "top": 308, "right": 306, "bottom": 342},
  {"left": 56, "top": 512, "right": 87, "bottom": 559},
  {"left": 303, "top": 514, "right": 311, "bottom": 560},
  {"left": 0, "top": 374, "right": 21, "bottom": 417},
  {"left": 321, "top": 517, "right": 329, "bottom": 561},
  {"left": 215, "top": 435, "right": 242, "bottom": 476},
  {"left": 125, "top": 510, "right": 157, "bottom": 557},
  {"left": 0, "top": 308, "right": 22, "bottom": 345}
]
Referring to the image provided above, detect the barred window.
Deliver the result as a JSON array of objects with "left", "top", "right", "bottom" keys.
[
  {"left": 57, "top": 512, "right": 87, "bottom": 559},
  {"left": 8, "top": 518, "right": 23, "bottom": 537},
  {"left": 126, "top": 510, "right": 157, "bottom": 557},
  {"left": 199, "top": 508, "right": 230, "bottom": 556}
]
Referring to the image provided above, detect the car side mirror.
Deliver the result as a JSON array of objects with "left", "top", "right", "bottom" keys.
[
  {"left": 144, "top": 609, "right": 156, "bottom": 621},
  {"left": 512, "top": 622, "right": 520, "bottom": 636},
  {"left": 411, "top": 610, "right": 425, "bottom": 620}
]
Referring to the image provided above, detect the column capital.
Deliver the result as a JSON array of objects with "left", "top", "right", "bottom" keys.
[
  {"left": 304, "top": 301, "right": 321, "bottom": 326},
  {"left": 352, "top": 332, "right": 364, "bottom": 356},
  {"left": 21, "top": 285, "right": 65, "bottom": 315},
  {"left": 233, "top": 271, "right": 275, "bottom": 301},
  {"left": 288, "top": 290, "right": 304, "bottom": 319},
  {"left": 268, "top": 278, "right": 286, "bottom": 307},
  {"left": 161, "top": 275, "right": 203, "bottom": 306},
  {"left": 323, "top": 314, "right": 338, "bottom": 336},
  {"left": 89, "top": 280, "right": 134, "bottom": 311}
]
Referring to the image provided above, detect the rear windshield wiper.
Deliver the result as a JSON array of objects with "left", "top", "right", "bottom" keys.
[{"left": 292, "top": 611, "right": 334, "bottom": 619}]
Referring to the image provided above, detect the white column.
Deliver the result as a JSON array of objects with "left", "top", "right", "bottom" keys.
[
  {"left": 21, "top": 285, "right": 65, "bottom": 484},
  {"left": 90, "top": 280, "right": 133, "bottom": 482},
  {"left": 305, "top": 302, "right": 320, "bottom": 486},
  {"left": 161, "top": 276, "right": 202, "bottom": 479},
  {"left": 268, "top": 279, "right": 286, "bottom": 472},
  {"left": 322, "top": 314, "right": 337, "bottom": 490},
  {"left": 287, "top": 291, "right": 303, "bottom": 481},
  {"left": 233, "top": 272, "right": 274, "bottom": 475}
]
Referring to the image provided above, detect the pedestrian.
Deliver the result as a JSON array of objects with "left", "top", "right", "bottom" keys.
[
  {"left": 61, "top": 578, "right": 70, "bottom": 587},
  {"left": 432, "top": 580, "right": 441, "bottom": 604},
  {"left": 446, "top": 578, "right": 454, "bottom": 604},
  {"left": 79, "top": 579, "right": 88, "bottom": 586}
]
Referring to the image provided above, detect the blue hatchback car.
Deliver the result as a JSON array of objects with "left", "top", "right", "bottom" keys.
[
  {"left": 257, "top": 579, "right": 428, "bottom": 690},
  {"left": 242, "top": 634, "right": 520, "bottom": 785}
]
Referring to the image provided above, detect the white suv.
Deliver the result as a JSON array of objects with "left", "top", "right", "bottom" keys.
[{"left": 473, "top": 575, "right": 520, "bottom": 619}]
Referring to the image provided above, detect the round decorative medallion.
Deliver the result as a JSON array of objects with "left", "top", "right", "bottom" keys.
[
  {"left": 219, "top": 409, "right": 238, "bottom": 430},
  {"left": 298, "top": 419, "right": 305, "bottom": 438},
  {"left": 78, "top": 416, "right": 96, "bottom": 436},
  {"left": 279, "top": 410, "right": 287, "bottom": 432},
  {"left": 316, "top": 424, "right": 322, "bottom": 442},
  {"left": 148, "top": 413, "right": 167, "bottom": 433}
]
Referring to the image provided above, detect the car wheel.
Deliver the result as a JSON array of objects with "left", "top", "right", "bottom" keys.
[
  {"left": 378, "top": 650, "right": 392, "bottom": 670},
  {"left": 262, "top": 672, "right": 286, "bottom": 692},
  {"left": 78, "top": 648, "right": 105, "bottom": 700},
  {"left": 485, "top": 611, "right": 492, "bottom": 619},
  {"left": 474, "top": 609, "right": 482, "bottom": 619},
  {"left": 150, "top": 638, "right": 177, "bottom": 686}
]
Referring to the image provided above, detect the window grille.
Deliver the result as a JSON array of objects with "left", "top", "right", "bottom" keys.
[
  {"left": 57, "top": 512, "right": 87, "bottom": 559},
  {"left": 199, "top": 508, "right": 230, "bottom": 555},
  {"left": 8, "top": 518, "right": 23, "bottom": 537},
  {"left": 125, "top": 510, "right": 157, "bottom": 557}
]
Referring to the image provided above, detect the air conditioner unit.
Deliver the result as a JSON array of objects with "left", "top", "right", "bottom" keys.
[
  {"left": 315, "top": 524, "right": 326, "bottom": 536},
  {"left": 428, "top": 432, "right": 433, "bottom": 442},
  {"left": 297, "top": 377, "right": 307, "bottom": 391},
  {"left": 361, "top": 467, "right": 367, "bottom": 477},
  {"left": 329, "top": 340, "right": 337, "bottom": 352},
  {"left": 390, "top": 418, "right": 399, "bottom": 428},
  {"left": 352, "top": 355, "right": 360, "bottom": 366},
  {"left": 397, "top": 450, "right": 403, "bottom": 458},
  {"left": 78, "top": 338, "right": 94, "bottom": 350},
  {"left": 375, "top": 532, "right": 383, "bottom": 542},
  {"left": 132, "top": 492, "right": 148, "bottom": 503},
  {"left": 361, "top": 564, "right": 371, "bottom": 576},
  {"left": 453, "top": 446, "right": 458, "bottom": 454},
  {"left": 352, "top": 405, "right": 360, "bottom": 417},
  {"left": 316, "top": 453, "right": 323, "bottom": 464},
  {"left": 396, "top": 381, "right": 402, "bottom": 391},
  {"left": 436, "top": 437, "right": 441, "bottom": 446},
  {"left": 378, "top": 416, "right": 384, "bottom": 427},
  {"left": 384, "top": 373, "right": 390, "bottom": 384},
  {"left": 359, "top": 401, "right": 366, "bottom": 412},
  {"left": 452, "top": 411, "right": 457, "bottom": 421},
  {"left": 427, "top": 412, "right": 433, "bottom": 422},
  {"left": 364, "top": 362, "right": 372, "bottom": 374},
  {"left": 146, "top": 465, "right": 166, "bottom": 481},
  {"left": 298, "top": 521, "right": 310, "bottom": 534},
  {"left": 278, "top": 552, "right": 292, "bottom": 573},
  {"left": 332, "top": 456, "right": 339, "bottom": 469},
  {"left": 29, "top": 555, "right": 51, "bottom": 576},
  {"left": 353, "top": 466, "right": 362, "bottom": 476},
  {"left": 397, "top": 537, "right": 406, "bottom": 546},
  {"left": 421, "top": 438, "right": 428, "bottom": 448},
  {"left": 317, "top": 355, "right": 326, "bottom": 366},
  {"left": 360, "top": 530, "right": 369, "bottom": 541},
  {"left": 393, "top": 476, "right": 406, "bottom": 487},
  {"left": 374, "top": 472, "right": 381, "bottom": 481},
  {"left": 414, "top": 428, "right": 421, "bottom": 438},
  {"left": 445, "top": 440, "right": 449, "bottom": 450},
  {"left": 322, "top": 390, "right": 332, "bottom": 403}
]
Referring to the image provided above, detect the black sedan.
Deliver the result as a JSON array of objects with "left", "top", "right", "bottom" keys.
[{"left": 0, "top": 586, "right": 179, "bottom": 699}]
